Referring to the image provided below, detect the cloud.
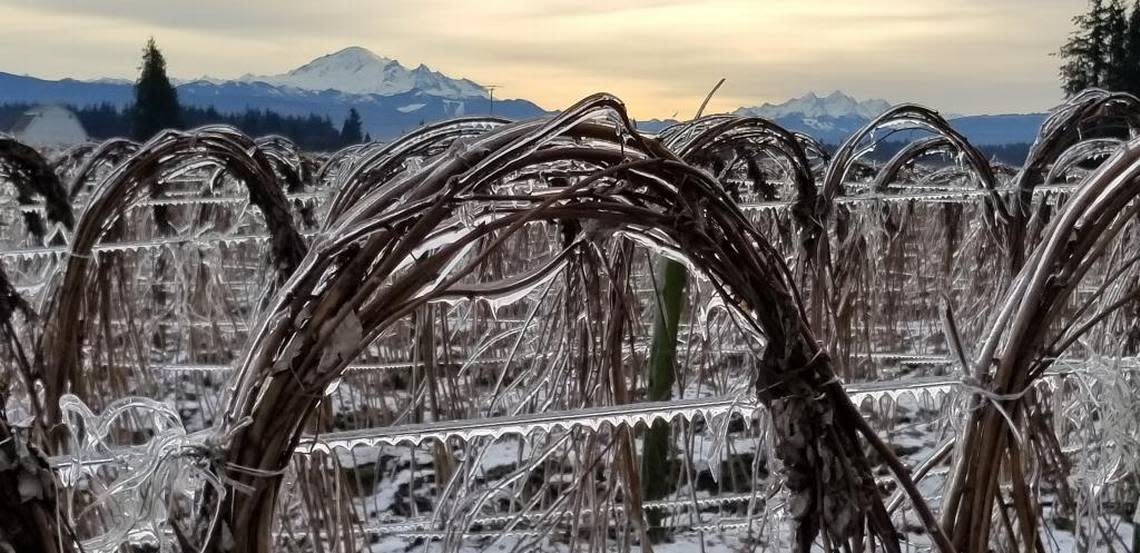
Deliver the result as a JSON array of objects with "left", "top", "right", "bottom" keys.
[{"left": 0, "top": 0, "right": 1085, "bottom": 117}]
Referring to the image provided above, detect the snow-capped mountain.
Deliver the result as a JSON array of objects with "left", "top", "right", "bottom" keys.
[
  {"left": 2, "top": 56, "right": 1042, "bottom": 147},
  {"left": 638, "top": 90, "right": 1040, "bottom": 146},
  {"left": 734, "top": 91, "right": 891, "bottom": 120},
  {"left": 723, "top": 91, "right": 894, "bottom": 143},
  {"left": 87, "top": 77, "right": 134, "bottom": 86},
  {"left": 239, "top": 47, "right": 487, "bottom": 99},
  {"left": 0, "top": 72, "right": 547, "bottom": 142},
  {"left": 171, "top": 76, "right": 230, "bottom": 86},
  {"left": 0, "top": 46, "right": 540, "bottom": 141}
]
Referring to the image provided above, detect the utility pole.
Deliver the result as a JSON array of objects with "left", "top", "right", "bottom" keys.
[{"left": 483, "top": 84, "right": 502, "bottom": 115}]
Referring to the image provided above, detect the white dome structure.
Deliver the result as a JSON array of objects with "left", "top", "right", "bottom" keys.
[{"left": 8, "top": 105, "right": 89, "bottom": 149}]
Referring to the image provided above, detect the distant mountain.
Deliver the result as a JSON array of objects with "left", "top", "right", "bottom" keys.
[
  {"left": 0, "top": 56, "right": 1046, "bottom": 148},
  {"left": 174, "top": 80, "right": 545, "bottom": 139},
  {"left": 0, "top": 73, "right": 135, "bottom": 106},
  {"left": 633, "top": 119, "right": 678, "bottom": 134},
  {"left": 729, "top": 91, "right": 1045, "bottom": 146},
  {"left": 239, "top": 47, "right": 487, "bottom": 99},
  {"left": 0, "top": 47, "right": 549, "bottom": 142},
  {"left": 735, "top": 91, "right": 892, "bottom": 120},
  {"left": 942, "top": 113, "right": 1048, "bottom": 146},
  {"left": 730, "top": 91, "right": 892, "bottom": 144}
]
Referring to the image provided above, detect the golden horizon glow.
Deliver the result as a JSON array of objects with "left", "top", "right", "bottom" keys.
[{"left": 0, "top": 0, "right": 1085, "bottom": 119}]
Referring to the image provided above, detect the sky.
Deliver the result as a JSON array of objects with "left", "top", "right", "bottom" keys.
[{"left": 0, "top": 0, "right": 1088, "bottom": 119}]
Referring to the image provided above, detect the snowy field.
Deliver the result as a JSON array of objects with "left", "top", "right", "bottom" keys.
[{"left": 3, "top": 90, "right": 1140, "bottom": 553}]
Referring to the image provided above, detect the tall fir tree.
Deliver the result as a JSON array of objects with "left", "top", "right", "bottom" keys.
[
  {"left": 131, "top": 38, "right": 182, "bottom": 141},
  {"left": 1058, "top": 0, "right": 1107, "bottom": 94},
  {"left": 1056, "top": 0, "right": 1140, "bottom": 96},
  {"left": 1104, "top": 0, "right": 1130, "bottom": 90},
  {"left": 1062, "top": 0, "right": 1098, "bottom": 93},
  {"left": 340, "top": 108, "right": 364, "bottom": 144},
  {"left": 1125, "top": 1, "right": 1140, "bottom": 93}
]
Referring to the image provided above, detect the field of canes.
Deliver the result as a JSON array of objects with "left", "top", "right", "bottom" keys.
[{"left": 2, "top": 89, "right": 1140, "bottom": 553}]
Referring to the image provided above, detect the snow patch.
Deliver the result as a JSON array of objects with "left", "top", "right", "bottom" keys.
[{"left": 397, "top": 103, "right": 426, "bottom": 113}]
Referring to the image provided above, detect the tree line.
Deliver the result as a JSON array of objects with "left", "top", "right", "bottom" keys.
[
  {"left": 0, "top": 101, "right": 367, "bottom": 152},
  {"left": 130, "top": 38, "right": 369, "bottom": 150},
  {"left": 3, "top": 38, "right": 370, "bottom": 151},
  {"left": 1058, "top": 0, "right": 1140, "bottom": 96},
  {"left": 3, "top": 39, "right": 370, "bottom": 151},
  {"left": 844, "top": 140, "right": 1032, "bottom": 166}
]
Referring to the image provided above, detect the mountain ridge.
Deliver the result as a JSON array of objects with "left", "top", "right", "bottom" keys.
[
  {"left": 734, "top": 91, "right": 892, "bottom": 120},
  {"left": 237, "top": 47, "right": 488, "bottom": 99},
  {"left": 0, "top": 48, "right": 1046, "bottom": 145},
  {"left": 0, "top": 70, "right": 549, "bottom": 141}
]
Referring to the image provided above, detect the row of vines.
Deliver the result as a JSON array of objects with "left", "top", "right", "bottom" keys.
[{"left": 1, "top": 89, "right": 1139, "bottom": 552}]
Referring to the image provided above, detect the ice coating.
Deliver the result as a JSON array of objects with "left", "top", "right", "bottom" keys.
[
  {"left": 2, "top": 89, "right": 1140, "bottom": 552},
  {"left": 56, "top": 394, "right": 225, "bottom": 553}
]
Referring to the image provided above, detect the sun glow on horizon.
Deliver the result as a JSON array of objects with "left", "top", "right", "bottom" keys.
[{"left": 0, "top": 0, "right": 1083, "bottom": 118}]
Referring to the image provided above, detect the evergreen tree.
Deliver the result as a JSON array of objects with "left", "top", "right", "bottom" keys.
[
  {"left": 1058, "top": 0, "right": 1106, "bottom": 94},
  {"left": 1092, "top": 1, "right": 1111, "bottom": 84},
  {"left": 340, "top": 108, "right": 363, "bottom": 144},
  {"left": 364, "top": 132, "right": 372, "bottom": 143},
  {"left": 1125, "top": 1, "right": 1140, "bottom": 93},
  {"left": 131, "top": 38, "right": 182, "bottom": 141},
  {"left": 1055, "top": 0, "right": 1140, "bottom": 96},
  {"left": 1104, "top": 1, "right": 1130, "bottom": 91}
]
